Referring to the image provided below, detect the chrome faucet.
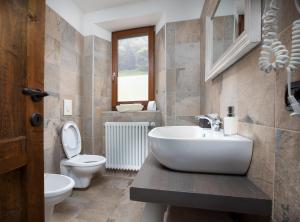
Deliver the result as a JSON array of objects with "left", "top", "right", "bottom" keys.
[{"left": 195, "top": 114, "right": 222, "bottom": 131}]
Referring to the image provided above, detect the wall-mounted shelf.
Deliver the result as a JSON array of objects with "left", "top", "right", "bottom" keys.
[{"left": 130, "top": 155, "right": 272, "bottom": 216}]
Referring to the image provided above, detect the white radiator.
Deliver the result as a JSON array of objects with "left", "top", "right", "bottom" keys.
[{"left": 105, "top": 122, "right": 151, "bottom": 171}]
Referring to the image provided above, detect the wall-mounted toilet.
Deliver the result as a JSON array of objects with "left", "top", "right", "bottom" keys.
[{"left": 60, "top": 121, "right": 106, "bottom": 188}]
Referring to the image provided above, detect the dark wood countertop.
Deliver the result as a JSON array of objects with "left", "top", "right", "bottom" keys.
[{"left": 130, "top": 155, "right": 272, "bottom": 216}]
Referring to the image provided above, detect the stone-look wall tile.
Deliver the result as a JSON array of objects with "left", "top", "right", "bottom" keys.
[
  {"left": 45, "top": 94, "right": 60, "bottom": 120},
  {"left": 82, "top": 118, "right": 93, "bottom": 138},
  {"left": 70, "top": 35, "right": 112, "bottom": 156},
  {"left": 73, "top": 95, "right": 81, "bottom": 117},
  {"left": 164, "top": 19, "right": 201, "bottom": 126},
  {"left": 238, "top": 122, "right": 275, "bottom": 198},
  {"left": 80, "top": 36, "right": 95, "bottom": 155},
  {"left": 176, "top": 91, "right": 200, "bottom": 116},
  {"left": 44, "top": 7, "right": 83, "bottom": 173},
  {"left": 60, "top": 46, "right": 81, "bottom": 74},
  {"left": 156, "top": 71, "right": 167, "bottom": 94},
  {"left": 59, "top": 70, "right": 80, "bottom": 96},
  {"left": 82, "top": 137, "right": 93, "bottom": 154},
  {"left": 94, "top": 36, "right": 112, "bottom": 56},
  {"left": 199, "top": 1, "right": 209, "bottom": 115},
  {"left": 219, "top": 70, "right": 238, "bottom": 118},
  {"left": 82, "top": 55, "right": 93, "bottom": 76},
  {"left": 44, "top": 119, "right": 62, "bottom": 151},
  {"left": 166, "top": 23, "right": 176, "bottom": 69},
  {"left": 166, "top": 68, "right": 176, "bottom": 94},
  {"left": 44, "top": 119, "right": 63, "bottom": 173},
  {"left": 44, "top": 147, "right": 61, "bottom": 174},
  {"left": 81, "top": 71, "right": 93, "bottom": 99},
  {"left": 273, "top": 129, "right": 300, "bottom": 221},
  {"left": 60, "top": 19, "right": 82, "bottom": 54},
  {"left": 175, "top": 43, "right": 201, "bottom": 91},
  {"left": 175, "top": 116, "right": 198, "bottom": 126},
  {"left": 275, "top": 25, "right": 300, "bottom": 131},
  {"left": 236, "top": 47, "right": 275, "bottom": 126},
  {"left": 45, "top": 7, "right": 61, "bottom": 42},
  {"left": 204, "top": 75, "right": 222, "bottom": 115},
  {"left": 44, "top": 62, "right": 60, "bottom": 93},
  {"left": 155, "top": 26, "right": 166, "bottom": 73},
  {"left": 175, "top": 19, "right": 201, "bottom": 44},
  {"left": 277, "top": 0, "right": 300, "bottom": 33},
  {"left": 93, "top": 117, "right": 103, "bottom": 155},
  {"left": 155, "top": 27, "right": 167, "bottom": 124},
  {"left": 83, "top": 36, "right": 93, "bottom": 56},
  {"left": 45, "top": 35, "right": 61, "bottom": 66},
  {"left": 81, "top": 95, "right": 93, "bottom": 118},
  {"left": 174, "top": 43, "right": 200, "bottom": 70},
  {"left": 166, "top": 93, "right": 176, "bottom": 117}
]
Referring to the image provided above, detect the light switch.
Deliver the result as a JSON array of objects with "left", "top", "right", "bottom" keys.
[{"left": 64, "top": 99, "right": 72, "bottom": 116}]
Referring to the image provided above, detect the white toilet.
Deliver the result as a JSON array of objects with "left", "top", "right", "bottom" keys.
[
  {"left": 44, "top": 173, "right": 75, "bottom": 222},
  {"left": 60, "top": 121, "right": 106, "bottom": 188}
]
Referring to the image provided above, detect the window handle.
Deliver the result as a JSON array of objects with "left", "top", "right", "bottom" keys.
[{"left": 112, "top": 72, "right": 117, "bottom": 81}]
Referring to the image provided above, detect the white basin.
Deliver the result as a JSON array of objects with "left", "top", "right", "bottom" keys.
[
  {"left": 148, "top": 126, "right": 253, "bottom": 175},
  {"left": 44, "top": 173, "right": 75, "bottom": 222}
]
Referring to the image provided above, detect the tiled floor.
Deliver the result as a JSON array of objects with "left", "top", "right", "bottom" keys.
[{"left": 52, "top": 171, "right": 144, "bottom": 222}]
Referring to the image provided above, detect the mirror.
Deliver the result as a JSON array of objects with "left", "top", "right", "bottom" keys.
[
  {"left": 212, "top": 0, "right": 245, "bottom": 64},
  {"left": 205, "top": 0, "right": 261, "bottom": 81}
]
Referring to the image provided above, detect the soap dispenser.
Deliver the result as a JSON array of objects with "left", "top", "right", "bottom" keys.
[{"left": 223, "top": 106, "right": 238, "bottom": 135}]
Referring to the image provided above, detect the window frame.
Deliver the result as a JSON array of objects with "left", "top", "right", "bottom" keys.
[{"left": 111, "top": 26, "right": 155, "bottom": 110}]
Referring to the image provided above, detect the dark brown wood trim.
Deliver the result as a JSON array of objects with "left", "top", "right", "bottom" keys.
[
  {"left": 111, "top": 26, "right": 155, "bottom": 110},
  {"left": 24, "top": 0, "right": 45, "bottom": 221}
]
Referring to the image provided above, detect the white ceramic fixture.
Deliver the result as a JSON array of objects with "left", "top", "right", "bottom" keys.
[
  {"left": 44, "top": 173, "right": 75, "bottom": 222},
  {"left": 60, "top": 121, "right": 106, "bottom": 188},
  {"left": 148, "top": 126, "right": 253, "bottom": 175}
]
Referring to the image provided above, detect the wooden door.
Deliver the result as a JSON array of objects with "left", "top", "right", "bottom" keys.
[{"left": 0, "top": 0, "right": 45, "bottom": 221}]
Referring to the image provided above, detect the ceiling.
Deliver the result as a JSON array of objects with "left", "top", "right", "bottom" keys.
[
  {"left": 72, "top": 0, "right": 146, "bottom": 13},
  {"left": 97, "top": 13, "right": 162, "bottom": 32}
]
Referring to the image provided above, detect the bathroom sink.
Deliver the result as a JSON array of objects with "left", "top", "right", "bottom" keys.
[{"left": 148, "top": 126, "right": 253, "bottom": 175}]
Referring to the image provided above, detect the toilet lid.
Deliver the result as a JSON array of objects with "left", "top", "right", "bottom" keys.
[{"left": 61, "top": 121, "right": 81, "bottom": 158}]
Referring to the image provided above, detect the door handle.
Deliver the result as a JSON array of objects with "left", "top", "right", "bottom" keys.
[{"left": 22, "top": 88, "right": 49, "bottom": 102}]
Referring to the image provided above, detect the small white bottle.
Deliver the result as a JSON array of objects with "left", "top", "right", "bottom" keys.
[{"left": 223, "top": 106, "right": 238, "bottom": 136}]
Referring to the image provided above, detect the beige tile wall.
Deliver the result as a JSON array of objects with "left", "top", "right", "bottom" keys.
[
  {"left": 155, "top": 26, "right": 167, "bottom": 125},
  {"left": 44, "top": 7, "right": 83, "bottom": 173},
  {"left": 155, "top": 19, "right": 201, "bottom": 126},
  {"left": 81, "top": 36, "right": 112, "bottom": 155},
  {"left": 200, "top": 0, "right": 300, "bottom": 221},
  {"left": 81, "top": 36, "right": 94, "bottom": 154},
  {"left": 44, "top": 8, "right": 112, "bottom": 171},
  {"left": 93, "top": 37, "right": 112, "bottom": 155}
]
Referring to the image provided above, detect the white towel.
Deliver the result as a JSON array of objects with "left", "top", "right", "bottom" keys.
[{"left": 116, "top": 103, "right": 143, "bottom": 112}]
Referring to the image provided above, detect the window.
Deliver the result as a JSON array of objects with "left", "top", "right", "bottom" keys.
[{"left": 112, "top": 26, "right": 155, "bottom": 109}]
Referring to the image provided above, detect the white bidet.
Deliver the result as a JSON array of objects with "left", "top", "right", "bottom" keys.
[{"left": 44, "top": 173, "right": 75, "bottom": 222}]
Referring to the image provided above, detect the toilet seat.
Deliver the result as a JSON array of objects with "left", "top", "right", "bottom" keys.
[
  {"left": 61, "top": 155, "right": 106, "bottom": 167},
  {"left": 61, "top": 121, "right": 81, "bottom": 158}
]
